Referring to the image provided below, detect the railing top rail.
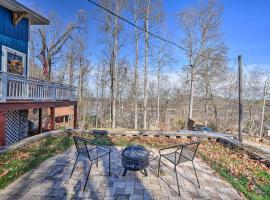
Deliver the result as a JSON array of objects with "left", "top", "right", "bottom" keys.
[{"left": 0, "top": 71, "right": 77, "bottom": 90}]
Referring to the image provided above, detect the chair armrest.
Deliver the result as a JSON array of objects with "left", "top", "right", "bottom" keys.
[
  {"left": 83, "top": 137, "right": 111, "bottom": 152},
  {"left": 159, "top": 141, "right": 200, "bottom": 155},
  {"left": 159, "top": 144, "right": 183, "bottom": 155}
]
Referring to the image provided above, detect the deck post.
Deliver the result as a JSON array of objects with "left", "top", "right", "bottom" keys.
[
  {"left": 0, "top": 73, "right": 8, "bottom": 102},
  {"left": 74, "top": 104, "right": 78, "bottom": 129},
  {"left": 38, "top": 108, "right": 42, "bottom": 134},
  {"left": 50, "top": 107, "right": 55, "bottom": 131},
  {"left": 0, "top": 111, "right": 7, "bottom": 146}
]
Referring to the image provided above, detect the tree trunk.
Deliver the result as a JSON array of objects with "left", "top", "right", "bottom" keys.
[
  {"left": 209, "top": 88, "right": 218, "bottom": 125},
  {"left": 101, "top": 75, "right": 106, "bottom": 127},
  {"left": 95, "top": 70, "right": 100, "bottom": 128},
  {"left": 157, "top": 63, "right": 160, "bottom": 129},
  {"left": 81, "top": 99, "right": 86, "bottom": 129},
  {"left": 47, "top": 54, "right": 52, "bottom": 81},
  {"left": 111, "top": 12, "right": 119, "bottom": 129},
  {"left": 78, "top": 57, "right": 84, "bottom": 129},
  {"left": 143, "top": 0, "right": 150, "bottom": 130},
  {"left": 203, "top": 83, "right": 208, "bottom": 126},
  {"left": 188, "top": 64, "right": 195, "bottom": 120},
  {"left": 204, "top": 100, "right": 208, "bottom": 126},
  {"left": 67, "top": 51, "right": 74, "bottom": 86},
  {"left": 133, "top": 2, "right": 139, "bottom": 130}
]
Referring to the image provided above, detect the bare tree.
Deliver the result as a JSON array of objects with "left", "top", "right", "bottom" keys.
[
  {"left": 98, "top": 0, "right": 127, "bottom": 128},
  {"left": 38, "top": 10, "right": 87, "bottom": 80},
  {"left": 244, "top": 68, "right": 265, "bottom": 134},
  {"left": 141, "top": 0, "right": 164, "bottom": 130},
  {"left": 130, "top": 0, "right": 142, "bottom": 129},
  {"left": 199, "top": 46, "right": 227, "bottom": 126},
  {"left": 155, "top": 44, "right": 173, "bottom": 128},
  {"left": 142, "top": 0, "right": 150, "bottom": 130},
  {"left": 179, "top": 0, "right": 226, "bottom": 127},
  {"left": 76, "top": 38, "right": 91, "bottom": 129}
]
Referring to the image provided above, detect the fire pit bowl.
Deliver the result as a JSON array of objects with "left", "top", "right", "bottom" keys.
[{"left": 121, "top": 145, "right": 150, "bottom": 176}]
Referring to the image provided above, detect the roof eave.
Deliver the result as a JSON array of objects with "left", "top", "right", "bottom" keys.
[{"left": 1, "top": 0, "right": 50, "bottom": 25}]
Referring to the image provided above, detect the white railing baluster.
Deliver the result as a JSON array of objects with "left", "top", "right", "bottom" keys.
[
  {"left": 26, "top": 82, "right": 28, "bottom": 99},
  {"left": 38, "top": 85, "right": 40, "bottom": 100},
  {"left": 8, "top": 80, "right": 11, "bottom": 97},
  {"left": 11, "top": 81, "right": 14, "bottom": 98},
  {"left": 14, "top": 81, "right": 17, "bottom": 98}
]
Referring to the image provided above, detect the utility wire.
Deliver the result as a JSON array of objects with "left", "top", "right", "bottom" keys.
[{"left": 86, "top": 0, "right": 236, "bottom": 62}]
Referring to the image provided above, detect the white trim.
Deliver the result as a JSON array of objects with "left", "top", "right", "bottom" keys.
[
  {"left": 1, "top": 45, "right": 26, "bottom": 76},
  {"left": 27, "top": 42, "right": 30, "bottom": 77}
]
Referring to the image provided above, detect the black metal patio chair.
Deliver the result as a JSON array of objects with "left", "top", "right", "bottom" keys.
[
  {"left": 70, "top": 136, "right": 111, "bottom": 191},
  {"left": 157, "top": 141, "right": 200, "bottom": 196}
]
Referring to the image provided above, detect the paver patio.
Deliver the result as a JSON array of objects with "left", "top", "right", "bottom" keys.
[{"left": 0, "top": 146, "right": 244, "bottom": 200}]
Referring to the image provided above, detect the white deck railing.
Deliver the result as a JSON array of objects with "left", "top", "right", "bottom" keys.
[{"left": 0, "top": 72, "right": 77, "bottom": 102}]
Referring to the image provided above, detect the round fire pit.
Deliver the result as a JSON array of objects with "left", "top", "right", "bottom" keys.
[{"left": 121, "top": 145, "right": 150, "bottom": 176}]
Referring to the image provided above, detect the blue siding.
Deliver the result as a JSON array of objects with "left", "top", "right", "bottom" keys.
[
  {"left": 0, "top": 5, "right": 29, "bottom": 42},
  {"left": 0, "top": 5, "right": 29, "bottom": 73},
  {"left": 0, "top": 34, "right": 28, "bottom": 53}
]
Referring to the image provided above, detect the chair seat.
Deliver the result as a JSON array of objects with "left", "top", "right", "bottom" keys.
[
  {"left": 88, "top": 146, "right": 110, "bottom": 161},
  {"left": 162, "top": 152, "right": 190, "bottom": 164}
]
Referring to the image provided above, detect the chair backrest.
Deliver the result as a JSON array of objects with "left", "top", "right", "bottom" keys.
[
  {"left": 178, "top": 141, "right": 200, "bottom": 163},
  {"left": 73, "top": 136, "right": 91, "bottom": 159}
]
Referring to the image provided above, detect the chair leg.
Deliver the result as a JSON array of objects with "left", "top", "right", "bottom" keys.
[
  {"left": 175, "top": 166, "right": 181, "bottom": 196},
  {"left": 83, "top": 163, "right": 92, "bottom": 191},
  {"left": 144, "top": 169, "right": 148, "bottom": 177},
  {"left": 158, "top": 155, "right": 161, "bottom": 176},
  {"left": 96, "top": 149, "right": 98, "bottom": 167},
  {"left": 70, "top": 155, "right": 79, "bottom": 178},
  {"left": 122, "top": 169, "right": 127, "bottom": 176},
  {"left": 108, "top": 152, "right": 111, "bottom": 176},
  {"left": 192, "top": 161, "right": 200, "bottom": 188}
]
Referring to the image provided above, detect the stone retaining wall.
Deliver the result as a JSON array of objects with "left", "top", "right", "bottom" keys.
[
  {"left": 70, "top": 129, "right": 240, "bottom": 147},
  {"left": 0, "top": 130, "right": 68, "bottom": 154},
  {"left": 0, "top": 129, "right": 238, "bottom": 155},
  {"left": 1, "top": 129, "right": 269, "bottom": 167}
]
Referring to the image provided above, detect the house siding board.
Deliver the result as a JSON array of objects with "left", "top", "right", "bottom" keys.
[
  {"left": 0, "top": 7, "right": 4, "bottom": 34},
  {"left": 0, "top": 5, "right": 29, "bottom": 71}
]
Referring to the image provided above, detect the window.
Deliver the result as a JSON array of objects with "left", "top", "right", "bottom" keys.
[{"left": 1, "top": 45, "right": 26, "bottom": 76}]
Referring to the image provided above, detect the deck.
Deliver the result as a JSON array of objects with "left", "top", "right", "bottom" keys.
[
  {"left": 0, "top": 72, "right": 78, "bottom": 146},
  {"left": 0, "top": 72, "right": 76, "bottom": 102}
]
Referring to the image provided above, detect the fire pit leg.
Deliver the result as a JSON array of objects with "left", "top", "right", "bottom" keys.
[
  {"left": 144, "top": 169, "right": 148, "bottom": 177},
  {"left": 122, "top": 169, "right": 127, "bottom": 176}
]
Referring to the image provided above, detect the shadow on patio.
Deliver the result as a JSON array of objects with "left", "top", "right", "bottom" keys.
[{"left": 66, "top": 133, "right": 153, "bottom": 199}]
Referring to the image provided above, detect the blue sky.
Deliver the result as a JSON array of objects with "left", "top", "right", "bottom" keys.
[{"left": 20, "top": 0, "right": 270, "bottom": 71}]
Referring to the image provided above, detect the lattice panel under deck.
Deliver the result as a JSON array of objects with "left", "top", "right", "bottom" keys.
[{"left": 6, "top": 110, "right": 20, "bottom": 145}]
